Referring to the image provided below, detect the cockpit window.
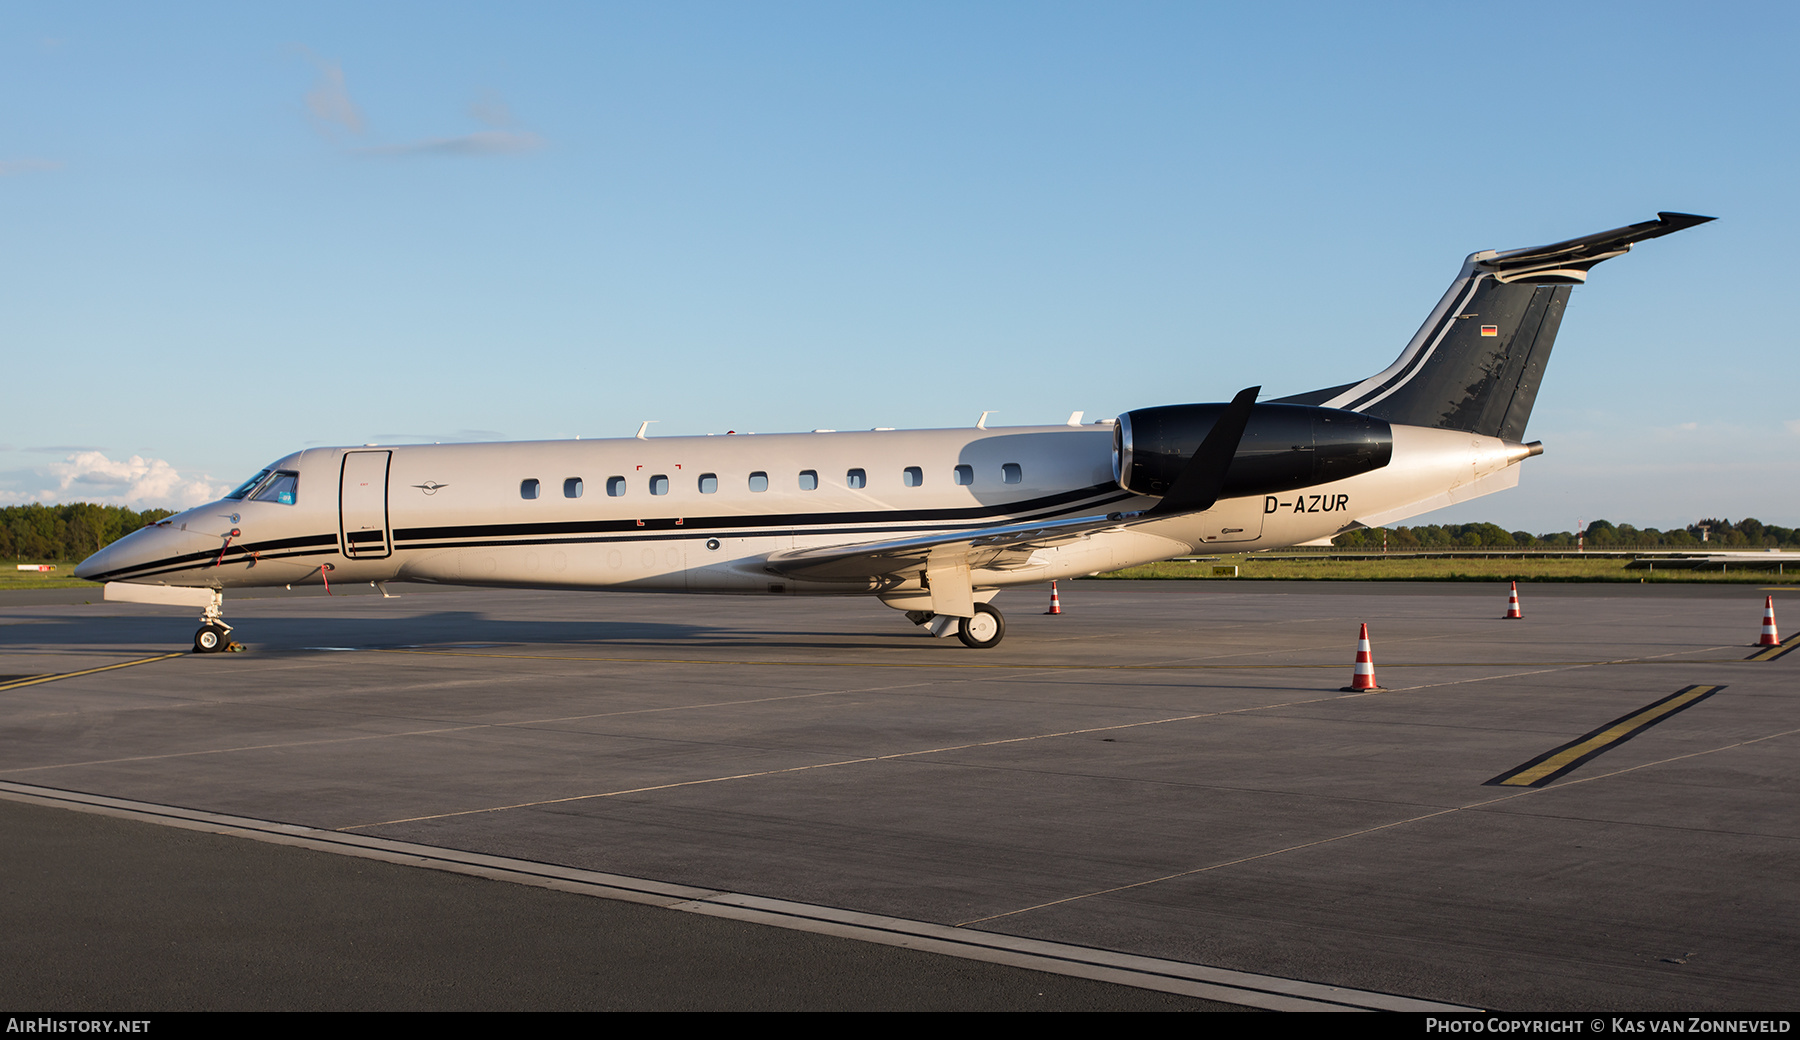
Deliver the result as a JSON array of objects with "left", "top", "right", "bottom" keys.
[
  {"left": 252, "top": 471, "right": 299, "bottom": 506},
  {"left": 225, "top": 470, "right": 272, "bottom": 501}
]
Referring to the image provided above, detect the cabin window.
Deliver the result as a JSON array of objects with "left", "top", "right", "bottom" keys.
[
  {"left": 650, "top": 474, "right": 670, "bottom": 496},
  {"left": 564, "top": 478, "right": 583, "bottom": 499},
  {"left": 749, "top": 471, "right": 769, "bottom": 492},
  {"left": 699, "top": 473, "right": 718, "bottom": 494},
  {"left": 606, "top": 476, "right": 626, "bottom": 497},
  {"left": 847, "top": 468, "right": 866, "bottom": 489},
  {"left": 252, "top": 472, "right": 299, "bottom": 505},
  {"left": 903, "top": 466, "right": 923, "bottom": 487},
  {"left": 521, "top": 479, "right": 541, "bottom": 500},
  {"left": 1002, "top": 463, "right": 1022, "bottom": 484},
  {"left": 798, "top": 470, "right": 818, "bottom": 491},
  {"left": 953, "top": 464, "right": 974, "bottom": 486}
]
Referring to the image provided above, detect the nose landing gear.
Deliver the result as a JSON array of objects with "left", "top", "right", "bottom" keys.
[
  {"left": 192, "top": 590, "right": 237, "bottom": 653},
  {"left": 100, "top": 582, "right": 242, "bottom": 653}
]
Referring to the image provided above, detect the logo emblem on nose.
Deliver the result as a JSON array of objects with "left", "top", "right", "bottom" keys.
[{"left": 414, "top": 481, "right": 449, "bottom": 495}]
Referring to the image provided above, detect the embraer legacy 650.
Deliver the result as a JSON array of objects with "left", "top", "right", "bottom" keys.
[{"left": 78, "top": 212, "right": 1711, "bottom": 651}]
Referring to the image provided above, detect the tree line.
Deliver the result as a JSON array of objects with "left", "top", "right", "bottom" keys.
[
  {"left": 4, "top": 501, "right": 1796, "bottom": 565},
  {"left": 2, "top": 503, "right": 176, "bottom": 562},
  {"left": 1331, "top": 517, "right": 1800, "bottom": 550}
]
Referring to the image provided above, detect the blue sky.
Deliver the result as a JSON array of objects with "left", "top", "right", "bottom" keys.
[{"left": 3, "top": 2, "right": 1793, "bottom": 532}]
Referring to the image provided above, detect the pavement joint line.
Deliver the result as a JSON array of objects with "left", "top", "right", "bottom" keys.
[
  {"left": 0, "top": 779, "right": 1470, "bottom": 1013},
  {"left": 369, "top": 646, "right": 1754, "bottom": 670},
  {"left": 258, "top": 650, "right": 1767, "bottom": 829},
  {"left": 339, "top": 685, "right": 1420, "bottom": 828},
  {"left": 0, "top": 652, "right": 184, "bottom": 692},
  {"left": 344, "top": 671, "right": 1577, "bottom": 829},
  {"left": 6, "top": 643, "right": 1758, "bottom": 819},
  {"left": 960, "top": 719, "right": 1800, "bottom": 931},
  {"left": 0, "top": 673, "right": 959, "bottom": 776}
]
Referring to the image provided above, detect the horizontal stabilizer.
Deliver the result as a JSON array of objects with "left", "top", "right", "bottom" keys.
[{"left": 1480, "top": 211, "right": 1714, "bottom": 283}]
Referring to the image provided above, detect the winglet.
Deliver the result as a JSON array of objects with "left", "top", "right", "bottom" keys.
[{"left": 1145, "top": 386, "right": 1260, "bottom": 517}]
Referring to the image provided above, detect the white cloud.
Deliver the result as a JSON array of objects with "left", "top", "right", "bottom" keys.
[
  {"left": 354, "top": 129, "right": 544, "bottom": 158},
  {"left": 299, "top": 48, "right": 366, "bottom": 139},
  {"left": 38, "top": 451, "right": 223, "bottom": 509},
  {"left": 296, "top": 50, "right": 543, "bottom": 159},
  {"left": 469, "top": 91, "right": 518, "bottom": 129}
]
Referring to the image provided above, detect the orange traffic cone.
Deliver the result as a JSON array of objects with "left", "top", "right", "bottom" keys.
[
  {"left": 1759, "top": 596, "right": 1781, "bottom": 647},
  {"left": 1504, "top": 581, "right": 1522, "bottom": 619},
  {"left": 1044, "top": 581, "right": 1062, "bottom": 615},
  {"left": 1343, "top": 623, "right": 1381, "bottom": 691}
]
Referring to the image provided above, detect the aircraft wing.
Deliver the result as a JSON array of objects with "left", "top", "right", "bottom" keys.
[
  {"left": 765, "top": 386, "right": 1263, "bottom": 585},
  {"left": 762, "top": 510, "right": 1142, "bottom": 582}
]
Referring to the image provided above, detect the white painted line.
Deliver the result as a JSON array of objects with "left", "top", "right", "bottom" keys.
[{"left": 0, "top": 780, "right": 1475, "bottom": 1012}]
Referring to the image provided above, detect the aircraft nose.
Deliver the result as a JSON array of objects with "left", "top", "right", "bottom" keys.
[
  {"left": 72, "top": 547, "right": 107, "bottom": 580},
  {"left": 75, "top": 522, "right": 200, "bottom": 583}
]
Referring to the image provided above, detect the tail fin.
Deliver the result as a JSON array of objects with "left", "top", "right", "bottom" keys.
[{"left": 1277, "top": 212, "right": 1713, "bottom": 441}]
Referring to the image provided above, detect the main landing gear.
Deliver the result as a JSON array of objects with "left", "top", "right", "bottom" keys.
[{"left": 905, "top": 602, "right": 1007, "bottom": 649}]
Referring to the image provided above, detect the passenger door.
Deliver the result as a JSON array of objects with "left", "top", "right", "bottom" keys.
[{"left": 339, "top": 450, "right": 392, "bottom": 559}]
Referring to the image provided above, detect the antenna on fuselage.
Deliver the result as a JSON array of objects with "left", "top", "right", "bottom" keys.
[
  {"left": 1066, "top": 411, "right": 1084, "bottom": 426},
  {"left": 976, "top": 411, "right": 993, "bottom": 429},
  {"left": 636, "top": 421, "right": 657, "bottom": 440}
]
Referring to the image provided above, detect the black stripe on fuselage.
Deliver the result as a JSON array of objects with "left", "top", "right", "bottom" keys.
[
  {"left": 85, "top": 485, "right": 1136, "bottom": 583},
  {"left": 80, "top": 533, "right": 341, "bottom": 583},
  {"left": 385, "top": 507, "right": 1138, "bottom": 553},
  {"left": 391, "top": 482, "right": 1128, "bottom": 546}
]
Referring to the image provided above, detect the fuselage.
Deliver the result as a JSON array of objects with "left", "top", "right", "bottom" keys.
[{"left": 74, "top": 420, "right": 1532, "bottom": 601}]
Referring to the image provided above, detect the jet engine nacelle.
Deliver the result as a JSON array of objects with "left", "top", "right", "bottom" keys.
[{"left": 1114, "top": 402, "right": 1393, "bottom": 499}]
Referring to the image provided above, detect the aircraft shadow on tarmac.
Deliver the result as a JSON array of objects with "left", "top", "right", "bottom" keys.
[{"left": 1, "top": 609, "right": 938, "bottom": 654}]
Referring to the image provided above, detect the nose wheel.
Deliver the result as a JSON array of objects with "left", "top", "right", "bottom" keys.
[
  {"left": 956, "top": 603, "right": 1005, "bottom": 649},
  {"left": 192, "top": 589, "right": 235, "bottom": 653}
]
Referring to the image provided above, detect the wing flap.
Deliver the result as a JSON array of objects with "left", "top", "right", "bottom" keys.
[{"left": 762, "top": 511, "right": 1136, "bottom": 583}]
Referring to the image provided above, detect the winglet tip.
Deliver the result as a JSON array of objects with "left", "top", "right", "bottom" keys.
[{"left": 1656, "top": 211, "right": 1716, "bottom": 230}]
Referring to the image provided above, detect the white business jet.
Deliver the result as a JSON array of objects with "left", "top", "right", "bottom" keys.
[{"left": 77, "top": 212, "right": 1711, "bottom": 652}]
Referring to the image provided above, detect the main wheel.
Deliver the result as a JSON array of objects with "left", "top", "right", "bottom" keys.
[
  {"left": 957, "top": 603, "right": 1005, "bottom": 649},
  {"left": 194, "top": 624, "right": 227, "bottom": 653}
]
